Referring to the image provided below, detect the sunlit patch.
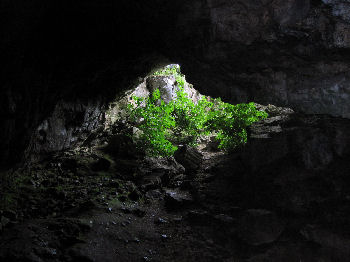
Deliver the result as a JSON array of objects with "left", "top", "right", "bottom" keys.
[{"left": 105, "top": 64, "right": 267, "bottom": 157}]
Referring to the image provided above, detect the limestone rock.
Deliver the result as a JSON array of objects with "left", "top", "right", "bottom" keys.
[
  {"left": 24, "top": 100, "right": 105, "bottom": 163},
  {"left": 146, "top": 73, "right": 202, "bottom": 105},
  {"left": 174, "top": 145, "right": 202, "bottom": 173},
  {"left": 0, "top": 216, "right": 10, "bottom": 228},
  {"left": 142, "top": 157, "right": 185, "bottom": 176},
  {"left": 165, "top": 189, "right": 193, "bottom": 210},
  {"left": 147, "top": 75, "right": 178, "bottom": 104}
]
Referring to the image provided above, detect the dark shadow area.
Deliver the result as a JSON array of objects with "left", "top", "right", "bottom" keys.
[{"left": 1, "top": 1, "right": 350, "bottom": 261}]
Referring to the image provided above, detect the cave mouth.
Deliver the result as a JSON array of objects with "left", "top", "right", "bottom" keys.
[
  {"left": 105, "top": 63, "right": 269, "bottom": 158},
  {"left": 2, "top": 1, "right": 350, "bottom": 261}
]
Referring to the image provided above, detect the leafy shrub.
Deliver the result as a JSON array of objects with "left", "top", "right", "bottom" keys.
[
  {"left": 128, "top": 67, "right": 267, "bottom": 156},
  {"left": 152, "top": 65, "right": 213, "bottom": 145},
  {"left": 206, "top": 99, "right": 268, "bottom": 150},
  {"left": 129, "top": 89, "right": 177, "bottom": 156}
]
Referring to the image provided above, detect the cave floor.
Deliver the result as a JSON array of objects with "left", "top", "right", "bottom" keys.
[
  {"left": 0, "top": 143, "right": 241, "bottom": 262},
  {"left": 1, "top": 113, "right": 350, "bottom": 261}
]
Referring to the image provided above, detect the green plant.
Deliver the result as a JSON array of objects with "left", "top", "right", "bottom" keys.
[
  {"left": 170, "top": 87, "right": 213, "bottom": 146},
  {"left": 128, "top": 67, "right": 267, "bottom": 157},
  {"left": 129, "top": 89, "right": 177, "bottom": 156},
  {"left": 153, "top": 66, "right": 185, "bottom": 88},
  {"left": 206, "top": 99, "right": 267, "bottom": 150}
]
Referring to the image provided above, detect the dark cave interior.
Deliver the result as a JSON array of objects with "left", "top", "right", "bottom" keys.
[{"left": 1, "top": 0, "right": 350, "bottom": 261}]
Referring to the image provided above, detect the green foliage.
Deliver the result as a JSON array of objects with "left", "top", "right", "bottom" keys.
[
  {"left": 128, "top": 89, "right": 177, "bottom": 157},
  {"left": 153, "top": 66, "right": 185, "bottom": 88},
  {"left": 128, "top": 66, "right": 268, "bottom": 157},
  {"left": 170, "top": 87, "right": 213, "bottom": 146},
  {"left": 206, "top": 99, "right": 268, "bottom": 150}
]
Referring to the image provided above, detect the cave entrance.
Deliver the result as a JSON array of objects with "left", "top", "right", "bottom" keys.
[{"left": 104, "top": 64, "right": 268, "bottom": 159}]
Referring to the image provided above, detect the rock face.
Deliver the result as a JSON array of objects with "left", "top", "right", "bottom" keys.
[
  {"left": 147, "top": 76, "right": 178, "bottom": 104},
  {"left": 244, "top": 104, "right": 350, "bottom": 172},
  {"left": 174, "top": 145, "right": 202, "bottom": 173},
  {"left": 169, "top": 0, "right": 350, "bottom": 118},
  {"left": 106, "top": 67, "right": 201, "bottom": 125},
  {"left": 209, "top": 104, "right": 350, "bottom": 214},
  {"left": 147, "top": 74, "right": 202, "bottom": 105},
  {"left": 25, "top": 100, "right": 105, "bottom": 162},
  {"left": 237, "top": 209, "right": 285, "bottom": 246}
]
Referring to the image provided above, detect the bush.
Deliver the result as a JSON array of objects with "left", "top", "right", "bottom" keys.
[
  {"left": 128, "top": 67, "right": 267, "bottom": 156},
  {"left": 129, "top": 89, "right": 178, "bottom": 156},
  {"left": 206, "top": 99, "right": 267, "bottom": 150}
]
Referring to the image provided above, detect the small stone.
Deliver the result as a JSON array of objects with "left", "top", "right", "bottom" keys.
[
  {"left": 155, "top": 218, "right": 168, "bottom": 224},
  {"left": 214, "top": 214, "right": 234, "bottom": 223},
  {"left": 165, "top": 189, "right": 192, "bottom": 210},
  {"left": 132, "top": 208, "right": 146, "bottom": 217},
  {"left": 206, "top": 238, "right": 215, "bottom": 245},
  {"left": 133, "top": 237, "right": 140, "bottom": 243},
  {"left": 187, "top": 210, "right": 210, "bottom": 224},
  {"left": 128, "top": 190, "right": 141, "bottom": 201},
  {"left": 107, "top": 180, "right": 120, "bottom": 188},
  {"left": 91, "top": 157, "right": 111, "bottom": 172},
  {"left": 118, "top": 195, "right": 127, "bottom": 202},
  {"left": 1, "top": 216, "right": 10, "bottom": 227},
  {"left": 172, "top": 216, "right": 183, "bottom": 222},
  {"left": 145, "top": 189, "right": 163, "bottom": 200}
]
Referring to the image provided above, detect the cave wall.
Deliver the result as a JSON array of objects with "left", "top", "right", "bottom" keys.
[
  {"left": 168, "top": 0, "right": 350, "bottom": 118},
  {"left": 1, "top": 0, "right": 350, "bottom": 168},
  {"left": 0, "top": 0, "right": 178, "bottom": 168}
]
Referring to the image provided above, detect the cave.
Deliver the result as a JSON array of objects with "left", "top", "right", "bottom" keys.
[{"left": 1, "top": 0, "right": 350, "bottom": 261}]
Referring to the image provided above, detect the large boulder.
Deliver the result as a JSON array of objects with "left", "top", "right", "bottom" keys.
[
  {"left": 165, "top": 189, "right": 193, "bottom": 210},
  {"left": 147, "top": 75, "right": 178, "bottom": 104},
  {"left": 237, "top": 209, "right": 286, "bottom": 246},
  {"left": 174, "top": 145, "right": 202, "bottom": 173}
]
